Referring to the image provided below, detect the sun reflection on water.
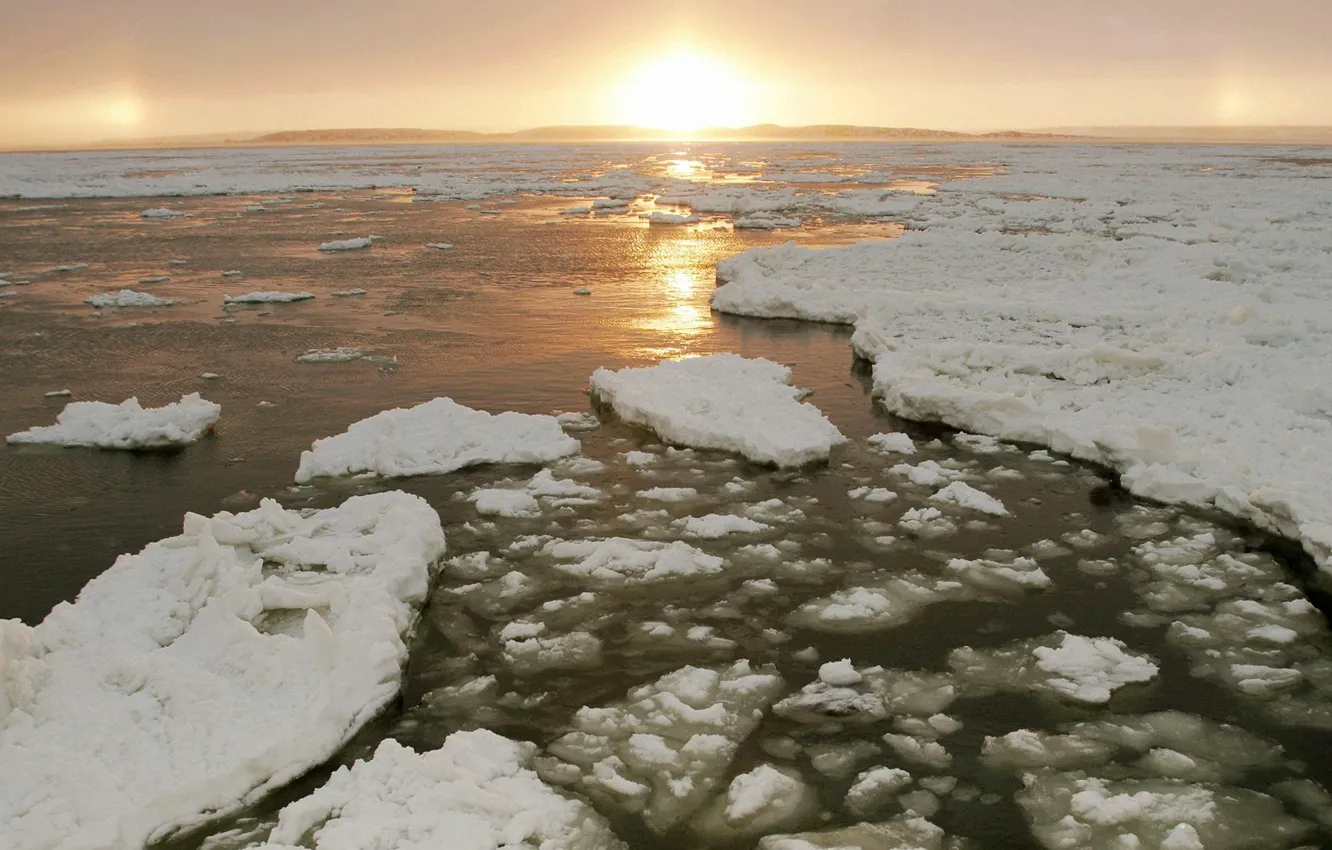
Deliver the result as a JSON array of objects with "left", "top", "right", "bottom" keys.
[{"left": 629, "top": 236, "right": 716, "bottom": 359}]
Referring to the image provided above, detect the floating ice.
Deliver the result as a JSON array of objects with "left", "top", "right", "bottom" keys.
[
  {"left": 425, "top": 242, "right": 454, "bottom": 249},
  {"left": 573, "top": 287, "right": 592, "bottom": 295},
  {"left": 590, "top": 354, "right": 846, "bottom": 467},
  {"left": 223, "top": 291, "right": 315, "bottom": 304},
  {"left": 295, "top": 398, "right": 579, "bottom": 483},
  {"left": 469, "top": 469, "right": 603, "bottom": 518},
  {"left": 140, "top": 207, "right": 184, "bottom": 218},
  {"left": 331, "top": 288, "right": 367, "bottom": 297},
  {"left": 247, "top": 732, "right": 622, "bottom": 850},
  {"left": 759, "top": 815, "right": 946, "bottom": 850},
  {"left": 541, "top": 537, "right": 724, "bottom": 585},
  {"left": 43, "top": 390, "right": 71, "bottom": 398},
  {"left": 675, "top": 513, "right": 770, "bottom": 538},
  {"left": 693, "top": 764, "right": 816, "bottom": 841},
  {"left": 868, "top": 432, "right": 916, "bottom": 454},
  {"left": 7, "top": 392, "right": 220, "bottom": 449},
  {"left": 1017, "top": 772, "right": 1311, "bottom": 850},
  {"left": 318, "top": 236, "right": 372, "bottom": 251},
  {"left": 734, "top": 214, "right": 801, "bottom": 230},
  {"left": 85, "top": 289, "right": 176, "bottom": 308},
  {"left": 0, "top": 492, "right": 446, "bottom": 850},
  {"left": 138, "top": 275, "right": 169, "bottom": 284},
  {"left": 774, "top": 665, "right": 955, "bottom": 725},
  {"left": 221, "top": 270, "right": 243, "bottom": 277},
  {"left": 951, "top": 632, "right": 1159, "bottom": 705},
  {"left": 540, "top": 661, "right": 784, "bottom": 833},
  {"left": 645, "top": 211, "right": 700, "bottom": 224},
  {"left": 929, "top": 481, "right": 1009, "bottom": 516}
]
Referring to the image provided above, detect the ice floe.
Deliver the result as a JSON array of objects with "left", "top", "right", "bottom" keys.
[
  {"left": 140, "top": 207, "right": 184, "bottom": 218},
  {"left": 950, "top": 632, "right": 1159, "bottom": 705},
  {"left": 0, "top": 492, "right": 445, "bottom": 850},
  {"left": 539, "top": 661, "right": 784, "bottom": 832},
  {"left": 295, "top": 398, "right": 580, "bottom": 483},
  {"left": 709, "top": 154, "right": 1332, "bottom": 577},
  {"left": 645, "top": 211, "right": 700, "bottom": 225},
  {"left": 248, "top": 733, "right": 622, "bottom": 850},
  {"left": 541, "top": 537, "right": 724, "bottom": 585},
  {"left": 590, "top": 354, "right": 846, "bottom": 467},
  {"left": 85, "top": 289, "right": 176, "bottom": 308},
  {"left": 7, "top": 392, "right": 220, "bottom": 449}
]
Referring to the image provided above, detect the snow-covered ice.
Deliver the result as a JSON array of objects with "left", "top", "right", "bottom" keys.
[
  {"left": 1017, "top": 772, "right": 1310, "bottom": 850},
  {"left": 295, "top": 398, "right": 580, "bottom": 483},
  {"left": 541, "top": 537, "right": 724, "bottom": 585},
  {"left": 248, "top": 733, "right": 622, "bottom": 850},
  {"left": 709, "top": 149, "right": 1332, "bottom": 577},
  {"left": 645, "top": 211, "right": 700, "bottom": 225},
  {"left": 590, "top": 354, "right": 846, "bottom": 467},
  {"left": 85, "top": 290, "right": 176, "bottom": 308},
  {"left": 540, "top": 661, "right": 784, "bottom": 833},
  {"left": 950, "top": 631, "right": 1159, "bottom": 705},
  {"left": 929, "top": 481, "right": 1009, "bottom": 516},
  {"left": 0, "top": 492, "right": 446, "bottom": 850},
  {"left": 140, "top": 207, "right": 184, "bottom": 218},
  {"left": 7, "top": 393, "right": 220, "bottom": 449}
]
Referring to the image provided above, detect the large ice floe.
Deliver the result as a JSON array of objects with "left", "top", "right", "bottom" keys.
[
  {"left": 6, "top": 392, "right": 220, "bottom": 449},
  {"left": 709, "top": 148, "right": 1332, "bottom": 577},
  {"left": 249, "top": 733, "right": 622, "bottom": 850},
  {"left": 85, "top": 289, "right": 176, "bottom": 308},
  {"left": 538, "top": 661, "right": 785, "bottom": 833},
  {"left": 0, "top": 492, "right": 446, "bottom": 850},
  {"left": 589, "top": 354, "right": 846, "bottom": 467},
  {"left": 295, "top": 397, "right": 580, "bottom": 482}
]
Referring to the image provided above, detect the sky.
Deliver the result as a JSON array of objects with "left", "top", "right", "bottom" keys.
[{"left": 3, "top": 0, "right": 1331, "bottom": 146}]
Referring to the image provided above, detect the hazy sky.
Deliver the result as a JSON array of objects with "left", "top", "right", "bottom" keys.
[{"left": 3, "top": 0, "right": 1331, "bottom": 145}]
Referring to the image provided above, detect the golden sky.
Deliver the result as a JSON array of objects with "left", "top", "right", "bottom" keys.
[{"left": 3, "top": 0, "right": 1331, "bottom": 145}]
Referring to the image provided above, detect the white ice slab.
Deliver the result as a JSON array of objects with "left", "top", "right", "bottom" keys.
[
  {"left": 590, "top": 354, "right": 846, "bottom": 467},
  {"left": 7, "top": 393, "right": 220, "bottom": 449},
  {"left": 295, "top": 397, "right": 580, "bottom": 483},
  {"left": 84, "top": 289, "right": 176, "bottom": 308},
  {"left": 0, "top": 492, "right": 445, "bottom": 850}
]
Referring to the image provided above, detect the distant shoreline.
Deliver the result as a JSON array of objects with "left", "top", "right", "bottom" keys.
[{"left": 4, "top": 124, "right": 1332, "bottom": 154}]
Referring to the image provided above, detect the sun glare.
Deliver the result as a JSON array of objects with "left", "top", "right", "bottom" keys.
[{"left": 619, "top": 49, "right": 754, "bottom": 135}]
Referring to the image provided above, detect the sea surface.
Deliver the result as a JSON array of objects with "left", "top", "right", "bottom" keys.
[{"left": 2, "top": 159, "right": 1331, "bottom": 849}]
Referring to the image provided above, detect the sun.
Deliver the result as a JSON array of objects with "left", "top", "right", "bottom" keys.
[{"left": 619, "top": 49, "right": 755, "bottom": 134}]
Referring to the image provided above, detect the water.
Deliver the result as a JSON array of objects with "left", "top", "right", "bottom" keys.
[{"left": 3, "top": 186, "right": 1332, "bottom": 849}]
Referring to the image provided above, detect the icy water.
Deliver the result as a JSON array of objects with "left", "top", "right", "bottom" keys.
[{"left": 4, "top": 186, "right": 1332, "bottom": 849}]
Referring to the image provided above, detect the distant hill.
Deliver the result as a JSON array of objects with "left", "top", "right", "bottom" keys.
[
  {"left": 1037, "top": 126, "right": 1332, "bottom": 145},
  {"left": 242, "top": 124, "right": 1085, "bottom": 145},
  {"left": 53, "top": 123, "right": 1332, "bottom": 154}
]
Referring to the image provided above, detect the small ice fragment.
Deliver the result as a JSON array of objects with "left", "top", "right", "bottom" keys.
[
  {"left": 573, "top": 287, "right": 592, "bottom": 295},
  {"left": 318, "top": 237, "right": 372, "bottom": 251},
  {"left": 331, "top": 289, "right": 368, "bottom": 297},
  {"left": 818, "top": 659, "right": 863, "bottom": 686}
]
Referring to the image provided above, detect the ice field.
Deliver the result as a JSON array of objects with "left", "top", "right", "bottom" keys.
[{"left": 2, "top": 141, "right": 1332, "bottom": 849}]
